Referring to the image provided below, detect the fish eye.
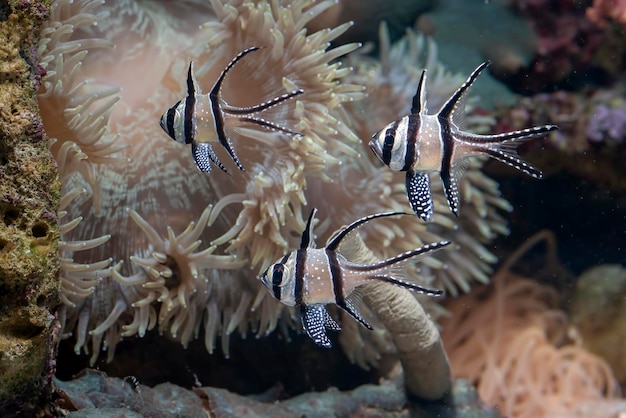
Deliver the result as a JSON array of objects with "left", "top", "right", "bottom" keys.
[
  {"left": 271, "top": 264, "right": 285, "bottom": 287},
  {"left": 384, "top": 135, "right": 395, "bottom": 146}
]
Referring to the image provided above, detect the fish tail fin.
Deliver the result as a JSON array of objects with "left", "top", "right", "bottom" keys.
[
  {"left": 462, "top": 125, "right": 557, "bottom": 179},
  {"left": 362, "top": 241, "right": 450, "bottom": 296},
  {"left": 483, "top": 142, "right": 543, "bottom": 178}
]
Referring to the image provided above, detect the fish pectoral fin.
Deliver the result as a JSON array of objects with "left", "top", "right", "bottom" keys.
[
  {"left": 301, "top": 304, "right": 333, "bottom": 348},
  {"left": 191, "top": 142, "right": 229, "bottom": 174},
  {"left": 338, "top": 295, "right": 372, "bottom": 330},
  {"left": 405, "top": 170, "right": 433, "bottom": 221}
]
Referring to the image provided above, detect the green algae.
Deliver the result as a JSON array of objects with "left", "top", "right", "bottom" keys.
[{"left": 0, "top": 0, "right": 59, "bottom": 415}]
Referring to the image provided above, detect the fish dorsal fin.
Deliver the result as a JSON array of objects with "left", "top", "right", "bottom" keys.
[
  {"left": 339, "top": 294, "right": 372, "bottom": 330},
  {"left": 301, "top": 304, "right": 333, "bottom": 348},
  {"left": 300, "top": 208, "right": 317, "bottom": 249},
  {"left": 405, "top": 169, "right": 433, "bottom": 221},
  {"left": 438, "top": 61, "right": 490, "bottom": 126},
  {"left": 208, "top": 47, "right": 261, "bottom": 172},
  {"left": 331, "top": 228, "right": 374, "bottom": 264},
  {"left": 186, "top": 61, "right": 198, "bottom": 96},
  {"left": 209, "top": 46, "right": 261, "bottom": 101},
  {"left": 410, "top": 69, "right": 427, "bottom": 115},
  {"left": 326, "top": 212, "right": 408, "bottom": 253}
]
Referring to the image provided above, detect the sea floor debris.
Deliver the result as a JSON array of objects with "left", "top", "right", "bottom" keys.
[{"left": 52, "top": 368, "right": 504, "bottom": 418}]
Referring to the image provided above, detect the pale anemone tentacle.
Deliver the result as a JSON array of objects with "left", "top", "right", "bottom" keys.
[
  {"left": 41, "top": 0, "right": 513, "bottom": 367},
  {"left": 39, "top": 0, "right": 128, "bottom": 213},
  {"left": 58, "top": 187, "right": 115, "bottom": 309},
  {"left": 111, "top": 205, "right": 247, "bottom": 348}
]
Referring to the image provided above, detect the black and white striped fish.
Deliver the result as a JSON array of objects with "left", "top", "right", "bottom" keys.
[
  {"left": 369, "top": 61, "right": 558, "bottom": 222},
  {"left": 159, "top": 46, "right": 303, "bottom": 173},
  {"left": 259, "top": 208, "right": 448, "bottom": 348}
]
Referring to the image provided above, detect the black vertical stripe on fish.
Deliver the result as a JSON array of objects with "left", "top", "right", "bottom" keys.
[
  {"left": 326, "top": 249, "right": 345, "bottom": 306},
  {"left": 327, "top": 248, "right": 372, "bottom": 329},
  {"left": 294, "top": 249, "right": 306, "bottom": 306},
  {"left": 438, "top": 118, "right": 458, "bottom": 215},
  {"left": 300, "top": 208, "right": 317, "bottom": 249},
  {"left": 271, "top": 254, "right": 290, "bottom": 300},
  {"left": 402, "top": 114, "right": 419, "bottom": 171},
  {"left": 381, "top": 120, "right": 398, "bottom": 166},
  {"left": 183, "top": 63, "right": 196, "bottom": 145},
  {"left": 166, "top": 105, "right": 177, "bottom": 138}
]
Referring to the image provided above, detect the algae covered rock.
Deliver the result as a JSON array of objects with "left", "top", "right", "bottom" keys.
[{"left": 0, "top": 0, "right": 60, "bottom": 414}]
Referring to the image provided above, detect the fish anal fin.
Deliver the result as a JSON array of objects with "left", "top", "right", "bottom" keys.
[
  {"left": 301, "top": 304, "right": 333, "bottom": 348},
  {"left": 405, "top": 170, "right": 433, "bottom": 221},
  {"left": 338, "top": 295, "right": 372, "bottom": 330}
]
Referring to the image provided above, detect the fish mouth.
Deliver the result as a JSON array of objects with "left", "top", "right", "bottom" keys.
[{"left": 368, "top": 138, "right": 382, "bottom": 159}]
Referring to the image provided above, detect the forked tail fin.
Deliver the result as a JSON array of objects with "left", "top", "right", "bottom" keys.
[{"left": 355, "top": 241, "right": 450, "bottom": 296}]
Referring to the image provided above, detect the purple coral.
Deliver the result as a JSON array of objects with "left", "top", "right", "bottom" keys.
[{"left": 587, "top": 102, "right": 626, "bottom": 144}]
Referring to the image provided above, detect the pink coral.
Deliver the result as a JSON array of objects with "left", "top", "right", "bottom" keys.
[{"left": 587, "top": 0, "right": 626, "bottom": 27}]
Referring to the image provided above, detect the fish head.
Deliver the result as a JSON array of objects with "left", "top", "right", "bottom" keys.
[
  {"left": 369, "top": 120, "right": 406, "bottom": 171},
  {"left": 159, "top": 99, "right": 188, "bottom": 144},
  {"left": 259, "top": 253, "right": 297, "bottom": 306}
]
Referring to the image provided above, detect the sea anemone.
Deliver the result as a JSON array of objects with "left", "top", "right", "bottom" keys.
[
  {"left": 440, "top": 232, "right": 623, "bottom": 418},
  {"left": 39, "top": 0, "right": 518, "bottom": 367}
]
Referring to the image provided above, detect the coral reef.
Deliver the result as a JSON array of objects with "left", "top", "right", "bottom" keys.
[
  {"left": 587, "top": 0, "right": 626, "bottom": 27},
  {"left": 307, "top": 0, "right": 435, "bottom": 47},
  {"left": 507, "top": 0, "right": 607, "bottom": 93},
  {"left": 53, "top": 368, "right": 503, "bottom": 418},
  {"left": 417, "top": 0, "right": 537, "bottom": 76},
  {"left": 37, "top": 0, "right": 518, "bottom": 370},
  {"left": 493, "top": 86, "right": 626, "bottom": 191},
  {"left": 0, "top": 0, "right": 63, "bottom": 414},
  {"left": 570, "top": 264, "right": 626, "bottom": 385},
  {"left": 440, "top": 232, "right": 623, "bottom": 418}
]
